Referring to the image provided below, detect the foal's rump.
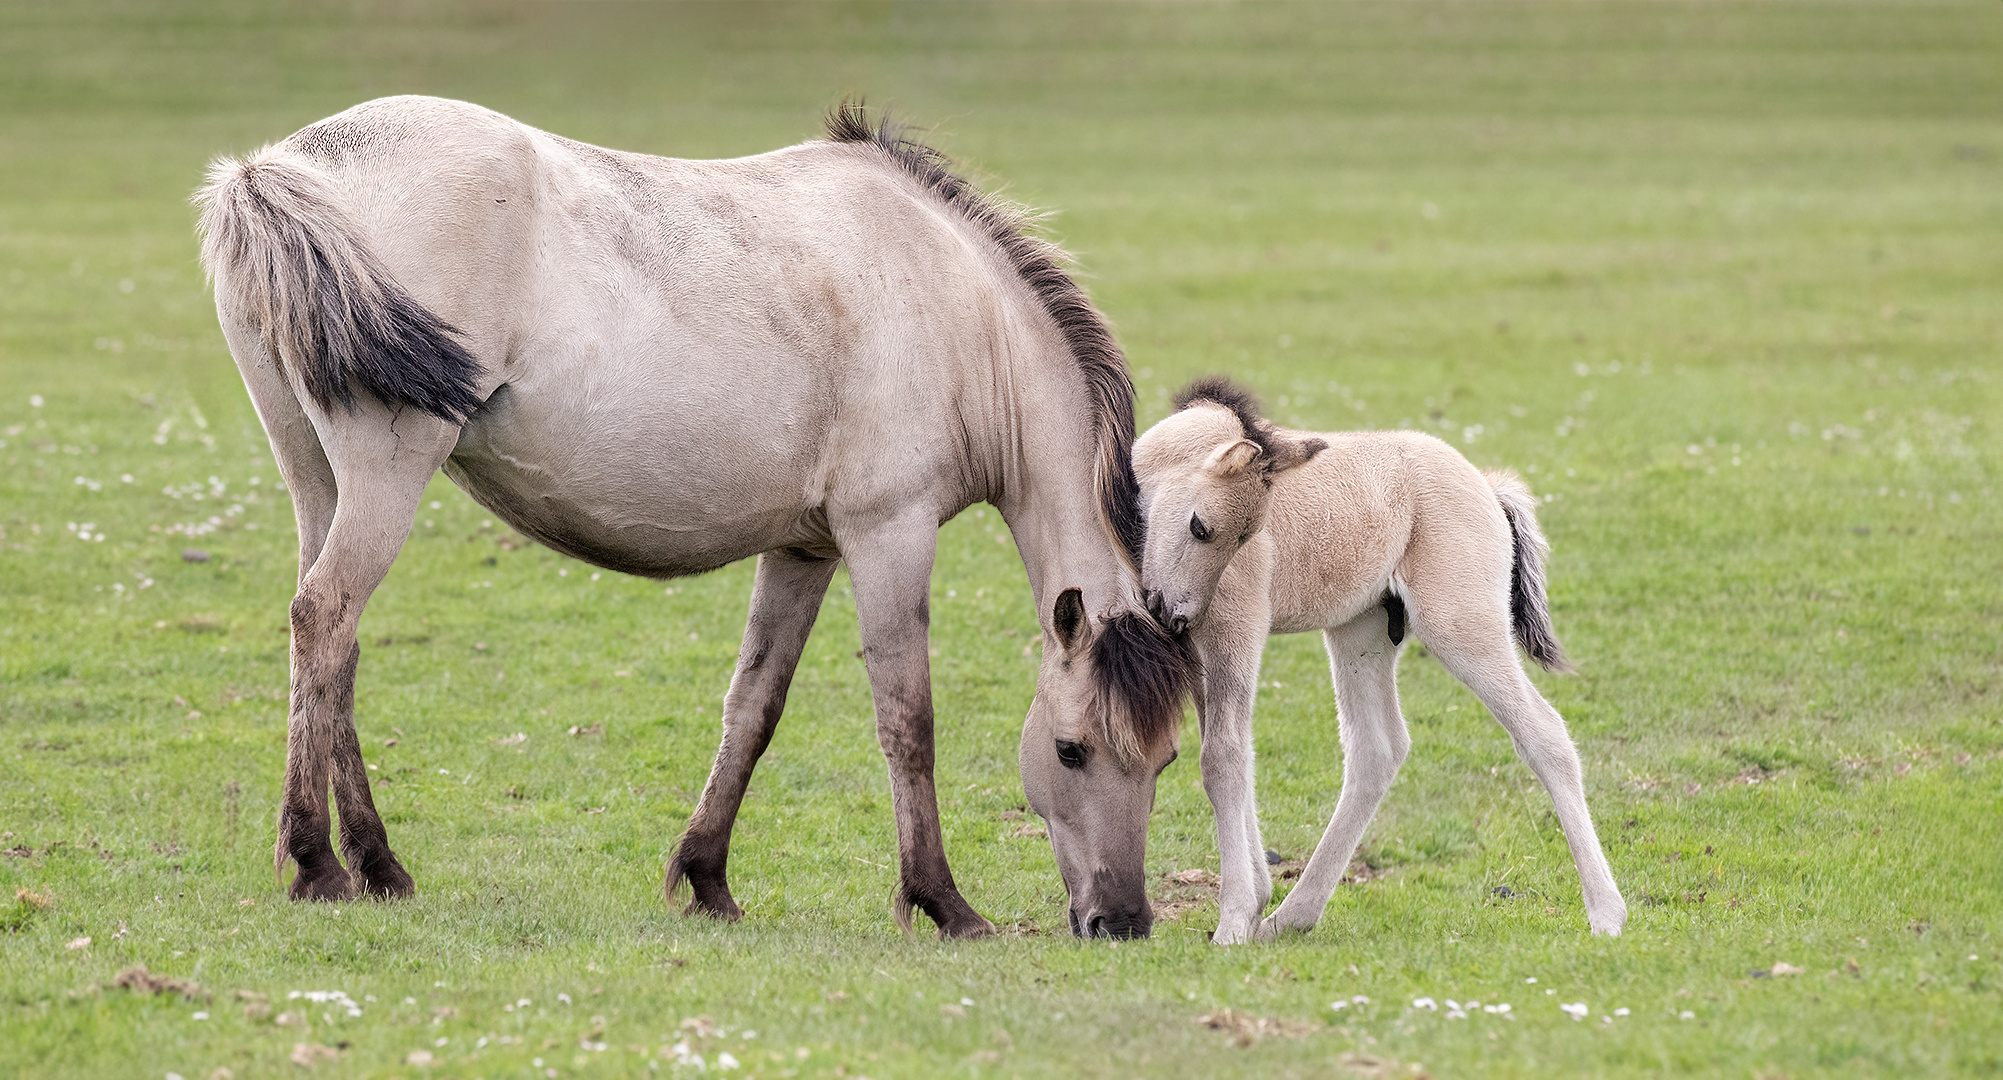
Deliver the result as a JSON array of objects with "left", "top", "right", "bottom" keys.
[{"left": 1380, "top": 436, "right": 1569, "bottom": 673}]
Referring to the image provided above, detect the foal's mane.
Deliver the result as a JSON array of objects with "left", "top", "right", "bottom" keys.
[
  {"left": 827, "top": 102, "right": 1195, "bottom": 760},
  {"left": 1173, "top": 376, "right": 1278, "bottom": 458},
  {"left": 825, "top": 102, "right": 1144, "bottom": 568}
]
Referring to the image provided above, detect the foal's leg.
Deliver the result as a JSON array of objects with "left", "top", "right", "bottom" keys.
[
  {"left": 281, "top": 405, "right": 458, "bottom": 900},
  {"left": 1416, "top": 605, "right": 1628, "bottom": 935},
  {"left": 834, "top": 512, "right": 993, "bottom": 939},
  {"left": 668, "top": 548, "right": 840, "bottom": 919},
  {"left": 1194, "top": 624, "right": 1268, "bottom": 945},
  {"left": 1257, "top": 607, "right": 1407, "bottom": 939}
]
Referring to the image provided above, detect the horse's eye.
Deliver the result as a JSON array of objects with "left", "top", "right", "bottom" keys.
[
  {"left": 1190, "top": 513, "right": 1214, "bottom": 543},
  {"left": 1055, "top": 740, "right": 1087, "bottom": 770}
]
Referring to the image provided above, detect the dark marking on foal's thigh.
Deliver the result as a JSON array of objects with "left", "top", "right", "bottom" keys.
[{"left": 1383, "top": 594, "right": 1407, "bottom": 646}]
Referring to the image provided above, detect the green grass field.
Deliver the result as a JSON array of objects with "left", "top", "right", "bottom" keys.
[{"left": 3, "top": 2, "right": 2000, "bottom": 1076}]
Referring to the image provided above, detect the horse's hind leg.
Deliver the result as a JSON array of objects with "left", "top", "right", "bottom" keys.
[
  {"left": 1258, "top": 606, "right": 1407, "bottom": 939},
  {"left": 1411, "top": 588, "right": 1627, "bottom": 935},
  {"left": 279, "top": 401, "right": 457, "bottom": 901},
  {"left": 668, "top": 548, "right": 840, "bottom": 919}
]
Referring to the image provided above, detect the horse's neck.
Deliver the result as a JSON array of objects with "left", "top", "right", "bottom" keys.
[{"left": 991, "top": 399, "right": 1138, "bottom": 622}]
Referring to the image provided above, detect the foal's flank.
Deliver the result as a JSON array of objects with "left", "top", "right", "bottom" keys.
[{"left": 1132, "top": 378, "right": 1628, "bottom": 944}]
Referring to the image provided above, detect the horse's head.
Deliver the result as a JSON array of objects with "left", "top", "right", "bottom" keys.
[
  {"left": 1133, "top": 379, "right": 1325, "bottom": 632},
  {"left": 1020, "top": 587, "right": 1196, "bottom": 939}
]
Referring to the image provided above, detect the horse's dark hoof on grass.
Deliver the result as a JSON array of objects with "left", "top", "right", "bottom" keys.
[
  {"left": 289, "top": 866, "right": 358, "bottom": 902},
  {"left": 936, "top": 914, "right": 997, "bottom": 941},
  {"left": 355, "top": 855, "right": 416, "bottom": 899},
  {"left": 681, "top": 895, "right": 745, "bottom": 922}
]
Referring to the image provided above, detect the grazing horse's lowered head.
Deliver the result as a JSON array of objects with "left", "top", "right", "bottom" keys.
[{"left": 1020, "top": 588, "right": 1197, "bottom": 939}]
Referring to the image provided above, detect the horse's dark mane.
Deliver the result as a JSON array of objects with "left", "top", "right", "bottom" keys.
[
  {"left": 827, "top": 101, "right": 1191, "bottom": 759},
  {"left": 1173, "top": 376, "right": 1276, "bottom": 458},
  {"left": 825, "top": 101, "right": 1143, "bottom": 566}
]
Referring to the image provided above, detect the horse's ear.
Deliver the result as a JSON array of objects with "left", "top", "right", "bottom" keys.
[
  {"left": 1052, "top": 587, "right": 1089, "bottom": 654},
  {"left": 1203, "top": 439, "right": 1262, "bottom": 479},
  {"left": 1264, "top": 436, "right": 1327, "bottom": 476}
]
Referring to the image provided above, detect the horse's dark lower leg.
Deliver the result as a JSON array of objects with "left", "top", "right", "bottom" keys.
[
  {"left": 331, "top": 712, "right": 413, "bottom": 898},
  {"left": 841, "top": 519, "right": 993, "bottom": 940},
  {"left": 280, "top": 600, "right": 360, "bottom": 901},
  {"left": 670, "top": 550, "right": 839, "bottom": 919}
]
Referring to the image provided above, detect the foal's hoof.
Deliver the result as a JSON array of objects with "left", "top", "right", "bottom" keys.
[
  {"left": 289, "top": 866, "right": 359, "bottom": 902},
  {"left": 1252, "top": 915, "right": 1311, "bottom": 942}
]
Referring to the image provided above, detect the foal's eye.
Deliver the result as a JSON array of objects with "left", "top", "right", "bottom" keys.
[
  {"left": 1189, "top": 514, "right": 1214, "bottom": 543},
  {"left": 1055, "top": 740, "right": 1087, "bottom": 770}
]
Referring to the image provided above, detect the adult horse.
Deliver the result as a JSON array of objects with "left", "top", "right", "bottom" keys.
[{"left": 197, "top": 96, "right": 1194, "bottom": 939}]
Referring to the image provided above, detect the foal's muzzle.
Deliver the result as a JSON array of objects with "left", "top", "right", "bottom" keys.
[{"left": 1143, "top": 589, "right": 1189, "bottom": 636}]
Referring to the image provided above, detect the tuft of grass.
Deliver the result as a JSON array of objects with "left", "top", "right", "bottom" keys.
[{"left": 3, "top": 2, "right": 2000, "bottom": 1077}]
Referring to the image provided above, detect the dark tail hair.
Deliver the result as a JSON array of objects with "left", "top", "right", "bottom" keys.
[
  {"left": 1487, "top": 471, "right": 1573, "bottom": 674},
  {"left": 195, "top": 147, "right": 484, "bottom": 423}
]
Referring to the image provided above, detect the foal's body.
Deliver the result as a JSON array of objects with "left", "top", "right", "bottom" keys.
[
  {"left": 198, "top": 96, "right": 1192, "bottom": 936},
  {"left": 1134, "top": 384, "right": 1627, "bottom": 944}
]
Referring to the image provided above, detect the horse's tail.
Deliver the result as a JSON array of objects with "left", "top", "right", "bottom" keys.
[
  {"left": 194, "top": 147, "right": 483, "bottom": 423},
  {"left": 1486, "top": 470, "right": 1574, "bottom": 674}
]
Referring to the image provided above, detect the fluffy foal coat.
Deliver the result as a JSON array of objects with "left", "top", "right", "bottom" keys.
[{"left": 1133, "top": 380, "right": 1627, "bottom": 943}]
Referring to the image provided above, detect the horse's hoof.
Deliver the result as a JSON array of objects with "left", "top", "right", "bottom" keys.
[
  {"left": 682, "top": 895, "right": 744, "bottom": 922},
  {"left": 289, "top": 866, "right": 358, "bottom": 902},
  {"left": 936, "top": 914, "right": 997, "bottom": 941},
  {"left": 357, "top": 858, "right": 416, "bottom": 900}
]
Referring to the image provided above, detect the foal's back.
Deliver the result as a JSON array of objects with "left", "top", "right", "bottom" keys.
[{"left": 1261, "top": 429, "right": 1510, "bottom": 635}]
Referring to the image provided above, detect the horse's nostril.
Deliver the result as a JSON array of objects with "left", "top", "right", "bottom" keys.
[
  {"left": 1168, "top": 614, "right": 1188, "bottom": 635},
  {"left": 1145, "top": 591, "right": 1165, "bottom": 621},
  {"left": 1085, "top": 914, "right": 1107, "bottom": 938}
]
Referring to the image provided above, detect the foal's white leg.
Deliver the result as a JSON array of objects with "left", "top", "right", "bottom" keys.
[
  {"left": 1257, "top": 607, "right": 1407, "bottom": 939},
  {"left": 1194, "top": 627, "right": 1267, "bottom": 945},
  {"left": 1425, "top": 632, "right": 1628, "bottom": 935}
]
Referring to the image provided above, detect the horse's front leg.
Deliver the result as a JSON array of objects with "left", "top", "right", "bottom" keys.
[
  {"left": 838, "top": 513, "right": 994, "bottom": 939},
  {"left": 668, "top": 549, "right": 840, "bottom": 919},
  {"left": 1196, "top": 628, "right": 1267, "bottom": 945}
]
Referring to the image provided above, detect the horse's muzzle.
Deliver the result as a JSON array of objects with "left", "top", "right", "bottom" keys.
[{"left": 1071, "top": 904, "right": 1154, "bottom": 940}]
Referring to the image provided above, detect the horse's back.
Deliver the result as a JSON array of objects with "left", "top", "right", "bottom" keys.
[{"left": 253, "top": 97, "right": 1037, "bottom": 575}]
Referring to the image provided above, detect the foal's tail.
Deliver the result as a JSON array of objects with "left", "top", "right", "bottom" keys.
[
  {"left": 1486, "top": 471, "right": 1574, "bottom": 674},
  {"left": 194, "top": 147, "right": 483, "bottom": 423}
]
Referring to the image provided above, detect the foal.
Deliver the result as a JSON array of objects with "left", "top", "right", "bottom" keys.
[{"left": 1134, "top": 379, "right": 1627, "bottom": 944}]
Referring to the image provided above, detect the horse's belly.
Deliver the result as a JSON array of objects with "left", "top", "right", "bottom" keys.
[{"left": 444, "top": 386, "right": 829, "bottom": 578}]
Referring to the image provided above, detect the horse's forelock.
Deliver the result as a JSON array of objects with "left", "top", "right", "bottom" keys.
[
  {"left": 1089, "top": 612, "right": 1200, "bottom": 762},
  {"left": 826, "top": 99, "right": 1145, "bottom": 569}
]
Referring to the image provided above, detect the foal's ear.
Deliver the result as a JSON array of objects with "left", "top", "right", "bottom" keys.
[
  {"left": 1202, "top": 439, "right": 1263, "bottom": 479},
  {"left": 1052, "top": 587, "right": 1089, "bottom": 654},
  {"left": 1264, "top": 435, "right": 1328, "bottom": 476}
]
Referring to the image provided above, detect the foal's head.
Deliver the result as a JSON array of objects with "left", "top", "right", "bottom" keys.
[{"left": 1133, "top": 378, "right": 1325, "bottom": 632}]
